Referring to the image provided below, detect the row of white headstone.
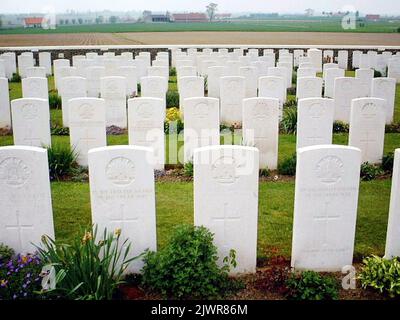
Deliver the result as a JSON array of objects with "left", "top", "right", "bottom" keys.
[{"left": 1, "top": 144, "right": 399, "bottom": 274}]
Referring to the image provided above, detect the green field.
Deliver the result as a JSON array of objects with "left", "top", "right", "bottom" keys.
[
  {"left": 1, "top": 19, "right": 399, "bottom": 35},
  {"left": 1, "top": 72, "right": 400, "bottom": 262}
]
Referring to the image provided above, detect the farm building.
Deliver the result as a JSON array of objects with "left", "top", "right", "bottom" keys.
[
  {"left": 143, "top": 11, "right": 171, "bottom": 23},
  {"left": 23, "top": 17, "right": 44, "bottom": 28},
  {"left": 366, "top": 14, "right": 380, "bottom": 21},
  {"left": 171, "top": 13, "right": 208, "bottom": 23}
]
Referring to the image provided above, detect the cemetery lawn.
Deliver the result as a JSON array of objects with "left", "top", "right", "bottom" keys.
[{"left": 50, "top": 178, "right": 392, "bottom": 262}]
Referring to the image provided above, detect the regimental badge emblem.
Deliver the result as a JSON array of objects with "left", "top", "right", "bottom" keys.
[
  {"left": 316, "top": 156, "right": 344, "bottom": 185},
  {"left": 0, "top": 157, "right": 31, "bottom": 187},
  {"left": 106, "top": 157, "right": 135, "bottom": 186}
]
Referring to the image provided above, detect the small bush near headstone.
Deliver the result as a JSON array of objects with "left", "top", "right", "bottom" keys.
[
  {"left": 285, "top": 271, "right": 339, "bottom": 300},
  {"left": 333, "top": 121, "right": 349, "bottom": 133},
  {"left": 50, "top": 125, "right": 69, "bottom": 136},
  {"left": 278, "top": 153, "right": 297, "bottom": 176},
  {"left": 374, "top": 70, "right": 382, "bottom": 78},
  {"left": 47, "top": 143, "right": 78, "bottom": 181},
  {"left": 259, "top": 168, "right": 271, "bottom": 177},
  {"left": 169, "top": 67, "right": 176, "bottom": 77},
  {"left": 183, "top": 161, "right": 194, "bottom": 178},
  {"left": 280, "top": 106, "right": 297, "bottom": 134},
  {"left": 0, "top": 253, "right": 43, "bottom": 300},
  {"left": 10, "top": 73, "right": 21, "bottom": 83},
  {"left": 385, "top": 122, "right": 400, "bottom": 133},
  {"left": 0, "top": 243, "right": 14, "bottom": 262},
  {"left": 49, "top": 92, "right": 62, "bottom": 109},
  {"left": 283, "top": 99, "right": 297, "bottom": 109},
  {"left": 360, "top": 162, "right": 384, "bottom": 181},
  {"left": 166, "top": 91, "right": 179, "bottom": 108},
  {"left": 359, "top": 255, "right": 400, "bottom": 298},
  {"left": 381, "top": 152, "right": 394, "bottom": 173},
  {"left": 36, "top": 226, "right": 139, "bottom": 300},
  {"left": 141, "top": 224, "right": 242, "bottom": 299}
]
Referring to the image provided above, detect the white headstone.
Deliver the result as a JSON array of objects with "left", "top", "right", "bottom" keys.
[
  {"left": 258, "top": 76, "right": 286, "bottom": 118},
  {"left": 268, "top": 67, "right": 289, "bottom": 89},
  {"left": 333, "top": 77, "right": 365, "bottom": 122},
  {"left": 220, "top": 76, "right": 246, "bottom": 124},
  {"left": 127, "top": 97, "right": 165, "bottom": 170},
  {"left": 307, "top": 48, "right": 323, "bottom": 73},
  {"left": 0, "top": 146, "right": 54, "bottom": 254},
  {"left": 26, "top": 67, "right": 46, "bottom": 78},
  {"left": 291, "top": 145, "right": 361, "bottom": 271},
  {"left": 59, "top": 76, "right": 87, "bottom": 127},
  {"left": 179, "top": 76, "right": 204, "bottom": 115},
  {"left": 352, "top": 51, "right": 362, "bottom": 69},
  {"left": 39, "top": 52, "right": 52, "bottom": 75},
  {"left": 18, "top": 55, "right": 34, "bottom": 78},
  {"left": 0, "top": 78, "right": 11, "bottom": 128},
  {"left": 86, "top": 66, "right": 106, "bottom": 98},
  {"left": 349, "top": 98, "right": 386, "bottom": 164},
  {"left": 117, "top": 66, "right": 138, "bottom": 97},
  {"left": 338, "top": 50, "right": 348, "bottom": 70},
  {"left": 371, "top": 77, "right": 396, "bottom": 124},
  {"left": 183, "top": 97, "right": 220, "bottom": 163},
  {"left": 194, "top": 145, "right": 259, "bottom": 274},
  {"left": 207, "top": 66, "right": 227, "bottom": 98},
  {"left": 385, "top": 149, "right": 400, "bottom": 259},
  {"left": 22, "top": 77, "right": 48, "bottom": 99},
  {"left": 323, "top": 68, "right": 345, "bottom": 98},
  {"left": 388, "top": 59, "right": 400, "bottom": 83},
  {"left": 276, "top": 62, "right": 293, "bottom": 88},
  {"left": 69, "top": 98, "right": 107, "bottom": 166},
  {"left": 242, "top": 97, "right": 279, "bottom": 170},
  {"left": 296, "top": 77, "right": 323, "bottom": 100},
  {"left": 100, "top": 76, "right": 127, "bottom": 128},
  {"left": 296, "top": 98, "right": 334, "bottom": 149},
  {"left": 297, "top": 67, "right": 316, "bottom": 79},
  {"left": 355, "top": 68, "right": 374, "bottom": 96},
  {"left": 11, "top": 98, "right": 51, "bottom": 147},
  {"left": 239, "top": 66, "right": 258, "bottom": 98},
  {"left": 53, "top": 59, "right": 70, "bottom": 89}
]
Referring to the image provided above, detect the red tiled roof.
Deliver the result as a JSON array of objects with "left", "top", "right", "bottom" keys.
[
  {"left": 24, "top": 17, "right": 44, "bottom": 25},
  {"left": 172, "top": 13, "right": 208, "bottom": 21}
]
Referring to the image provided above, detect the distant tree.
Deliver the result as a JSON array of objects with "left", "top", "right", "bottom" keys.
[
  {"left": 65, "top": 19, "right": 69, "bottom": 25},
  {"left": 78, "top": 18, "right": 83, "bottom": 24},
  {"left": 71, "top": 19, "right": 76, "bottom": 25},
  {"left": 109, "top": 16, "right": 118, "bottom": 24},
  {"left": 0, "top": 17, "right": 3, "bottom": 28},
  {"left": 206, "top": 3, "right": 218, "bottom": 22},
  {"left": 95, "top": 16, "right": 104, "bottom": 24}
]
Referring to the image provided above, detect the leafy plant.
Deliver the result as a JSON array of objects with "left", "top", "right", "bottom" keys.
[
  {"left": 0, "top": 253, "right": 43, "bottom": 300},
  {"left": 259, "top": 168, "right": 271, "bottom": 177},
  {"left": 36, "top": 226, "right": 139, "bottom": 300},
  {"left": 47, "top": 143, "right": 78, "bottom": 181},
  {"left": 10, "top": 73, "right": 21, "bottom": 83},
  {"left": 141, "top": 224, "right": 241, "bottom": 299},
  {"left": 385, "top": 122, "right": 400, "bottom": 133},
  {"left": 49, "top": 92, "right": 62, "bottom": 109},
  {"left": 381, "top": 152, "right": 394, "bottom": 173},
  {"left": 278, "top": 153, "right": 296, "bottom": 176},
  {"left": 280, "top": 106, "right": 297, "bottom": 134},
  {"left": 360, "top": 162, "right": 384, "bottom": 181},
  {"left": 169, "top": 67, "right": 176, "bottom": 77},
  {"left": 166, "top": 90, "right": 179, "bottom": 108},
  {"left": 359, "top": 255, "right": 400, "bottom": 298},
  {"left": 333, "top": 121, "right": 349, "bottom": 133},
  {"left": 166, "top": 107, "right": 181, "bottom": 122},
  {"left": 183, "top": 161, "right": 194, "bottom": 178},
  {"left": 286, "top": 271, "right": 339, "bottom": 300},
  {"left": 0, "top": 243, "right": 14, "bottom": 262},
  {"left": 50, "top": 125, "right": 69, "bottom": 136}
]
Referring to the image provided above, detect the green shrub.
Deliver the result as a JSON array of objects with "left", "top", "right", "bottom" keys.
[
  {"left": 49, "top": 92, "right": 62, "bottom": 109},
  {"left": 183, "top": 161, "right": 194, "bottom": 178},
  {"left": 137, "top": 83, "right": 141, "bottom": 94},
  {"left": 50, "top": 125, "right": 69, "bottom": 136},
  {"left": 278, "top": 153, "right": 297, "bottom": 176},
  {"left": 259, "top": 168, "right": 271, "bottom": 177},
  {"left": 360, "top": 162, "right": 384, "bottom": 181},
  {"left": 164, "top": 119, "right": 184, "bottom": 134},
  {"left": 359, "top": 255, "right": 400, "bottom": 298},
  {"left": 385, "top": 122, "right": 400, "bottom": 133},
  {"left": 169, "top": 67, "right": 176, "bottom": 76},
  {"left": 333, "top": 121, "right": 349, "bottom": 133},
  {"left": 0, "top": 253, "right": 43, "bottom": 300},
  {"left": 280, "top": 106, "right": 297, "bottom": 134},
  {"left": 0, "top": 243, "right": 14, "bottom": 262},
  {"left": 10, "top": 73, "right": 21, "bottom": 83},
  {"left": 287, "top": 87, "right": 296, "bottom": 95},
  {"left": 283, "top": 99, "right": 297, "bottom": 109},
  {"left": 166, "top": 90, "right": 179, "bottom": 108},
  {"left": 36, "top": 226, "right": 139, "bottom": 300},
  {"left": 286, "top": 271, "right": 339, "bottom": 300},
  {"left": 141, "top": 224, "right": 240, "bottom": 299},
  {"left": 47, "top": 143, "right": 78, "bottom": 181},
  {"left": 381, "top": 152, "right": 394, "bottom": 173}
]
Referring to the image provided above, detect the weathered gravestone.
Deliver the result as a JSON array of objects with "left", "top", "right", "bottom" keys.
[
  {"left": 239, "top": 66, "right": 258, "bottom": 98},
  {"left": 11, "top": 98, "right": 51, "bottom": 147},
  {"left": 179, "top": 76, "right": 204, "bottom": 115},
  {"left": 69, "top": 98, "right": 107, "bottom": 166},
  {"left": 128, "top": 97, "right": 165, "bottom": 170},
  {"left": 291, "top": 145, "right": 361, "bottom": 271},
  {"left": 207, "top": 66, "right": 227, "bottom": 99},
  {"left": 242, "top": 97, "right": 279, "bottom": 170},
  {"left": 296, "top": 77, "right": 323, "bottom": 100},
  {"left": 384, "top": 149, "right": 400, "bottom": 259},
  {"left": 86, "top": 66, "right": 106, "bottom": 98},
  {"left": 59, "top": 76, "right": 87, "bottom": 127},
  {"left": 349, "top": 97, "right": 386, "bottom": 164},
  {"left": 39, "top": 52, "right": 52, "bottom": 76},
  {"left": 194, "top": 145, "right": 259, "bottom": 274},
  {"left": 0, "top": 146, "right": 54, "bottom": 254},
  {"left": 100, "top": 76, "right": 127, "bottom": 128},
  {"left": 258, "top": 76, "right": 286, "bottom": 119},
  {"left": 296, "top": 98, "right": 334, "bottom": 149},
  {"left": 0, "top": 78, "right": 11, "bottom": 128},
  {"left": 371, "top": 77, "right": 396, "bottom": 124},
  {"left": 220, "top": 76, "right": 246, "bottom": 124},
  {"left": 140, "top": 76, "right": 167, "bottom": 104},
  {"left": 88, "top": 146, "right": 157, "bottom": 274},
  {"left": 183, "top": 97, "right": 220, "bottom": 163},
  {"left": 22, "top": 77, "right": 48, "bottom": 100},
  {"left": 323, "top": 68, "right": 345, "bottom": 99},
  {"left": 355, "top": 68, "right": 374, "bottom": 97}
]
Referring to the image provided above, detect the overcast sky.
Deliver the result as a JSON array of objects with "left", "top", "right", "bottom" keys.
[{"left": 1, "top": 0, "right": 399, "bottom": 14}]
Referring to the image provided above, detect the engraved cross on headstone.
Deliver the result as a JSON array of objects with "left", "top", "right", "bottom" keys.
[
  {"left": 79, "top": 129, "right": 97, "bottom": 152},
  {"left": 110, "top": 203, "right": 138, "bottom": 235},
  {"left": 212, "top": 202, "right": 241, "bottom": 250},
  {"left": 306, "top": 127, "right": 325, "bottom": 145},
  {"left": 313, "top": 201, "right": 340, "bottom": 247},
  {"left": 359, "top": 131, "right": 377, "bottom": 158},
  {"left": 6, "top": 209, "right": 34, "bottom": 252}
]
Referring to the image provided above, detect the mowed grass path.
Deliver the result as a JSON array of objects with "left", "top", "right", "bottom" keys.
[{"left": 1, "top": 72, "right": 400, "bottom": 262}]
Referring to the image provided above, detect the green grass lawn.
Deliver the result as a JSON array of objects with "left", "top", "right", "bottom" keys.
[
  {"left": 1, "top": 19, "right": 399, "bottom": 35},
  {"left": 2, "top": 71, "right": 400, "bottom": 263}
]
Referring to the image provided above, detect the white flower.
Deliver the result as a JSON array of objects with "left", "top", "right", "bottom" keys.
[{"left": 41, "top": 265, "right": 56, "bottom": 291}]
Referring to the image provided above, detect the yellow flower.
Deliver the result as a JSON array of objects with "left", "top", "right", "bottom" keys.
[
  {"left": 21, "top": 255, "right": 29, "bottom": 264},
  {"left": 166, "top": 107, "right": 181, "bottom": 122},
  {"left": 0, "top": 279, "right": 8, "bottom": 287},
  {"left": 115, "top": 228, "right": 122, "bottom": 236},
  {"left": 82, "top": 231, "right": 93, "bottom": 244}
]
